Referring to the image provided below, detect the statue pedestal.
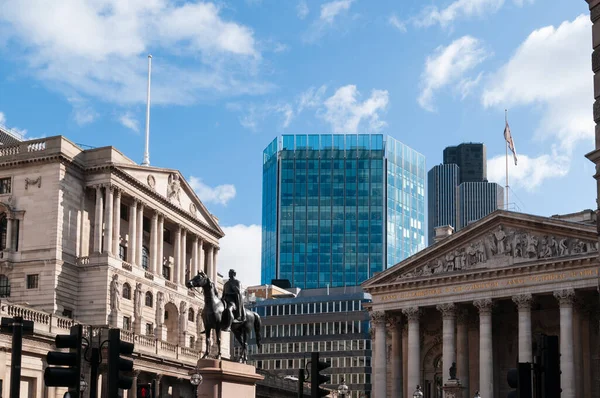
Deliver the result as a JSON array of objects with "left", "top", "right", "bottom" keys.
[
  {"left": 196, "top": 359, "right": 264, "bottom": 398},
  {"left": 443, "top": 379, "right": 464, "bottom": 398}
]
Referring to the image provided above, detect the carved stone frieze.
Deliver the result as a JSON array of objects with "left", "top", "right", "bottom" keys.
[
  {"left": 396, "top": 224, "right": 598, "bottom": 280},
  {"left": 473, "top": 298, "right": 493, "bottom": 314},
  {"left": 436, "top": 303, "right": 456, "bottom": 318},
  {"left": 167, "top": 173, "right": 182, "bottom": 205},
  {"left": 553, "top": 288, "right": 575, "bottom": 306},
  {"left": 512, "top": 293, "right": 533, "bottom": 310},
  {"left": 402, "top": 307, "right": 420, "bottom": 321}
]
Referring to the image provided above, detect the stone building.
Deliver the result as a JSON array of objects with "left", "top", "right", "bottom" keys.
[
  {"left": 362, "top": 210, "right": 600, "bottom": 398},
  {"left": 0, "top": 135, "right": 227, "bottom": 397}
]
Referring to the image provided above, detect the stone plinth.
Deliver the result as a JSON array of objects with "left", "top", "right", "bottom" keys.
[
  {"left": 443, "top": 379, "right": 464, "bottom": 398},
  {"left": 196, "top": 359, "right": 264, "bottom": 398}
]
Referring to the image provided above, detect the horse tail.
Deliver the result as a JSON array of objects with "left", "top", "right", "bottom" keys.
[{"left": 254, "top": 313, "right": 262, "bottom": 352}]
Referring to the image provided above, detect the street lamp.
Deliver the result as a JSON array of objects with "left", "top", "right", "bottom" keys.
[
  {"left": 474, "top": 392, "right": 481, "bottom": 398},
  {"left": 337, "top": 377, "right": 349, "bottom": 397},
  {"left": 413, "top": 385, "right": 423, "bottom": 398},
  {"left": 190, "top": 371, "right": 203, "bottom": 398}
]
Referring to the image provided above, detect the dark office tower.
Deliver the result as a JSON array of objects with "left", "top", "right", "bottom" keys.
[
  {"left": 261, "top": 134, "right": 426, "bottom": 289},
  {"left": 428, "top": 164, "right": 459, "bottom": 244},
  {"left": 443, "top": 143, "right": 487, "bottom": 183},
  {"left": 457, "top": 182, "right": 504, "bottom": 229}
]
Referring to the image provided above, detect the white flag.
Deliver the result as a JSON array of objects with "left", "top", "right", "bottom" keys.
[{"left": 504, "top": 121, "right": 517, "bottom": 165}]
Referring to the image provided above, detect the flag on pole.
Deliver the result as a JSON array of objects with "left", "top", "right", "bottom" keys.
[{"left": 504, "top": 120, "right": 517, "bottom": 165}]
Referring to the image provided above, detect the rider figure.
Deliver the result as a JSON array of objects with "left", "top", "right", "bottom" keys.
[{"left": 222, "top": 269, "right": 246, "bottom": 331}]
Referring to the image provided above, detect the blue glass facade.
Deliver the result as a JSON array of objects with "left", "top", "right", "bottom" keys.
[{"left": 261, "top": 134, "right": 426, "bottom": 288}]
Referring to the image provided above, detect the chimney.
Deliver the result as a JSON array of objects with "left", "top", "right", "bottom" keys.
[{"left": 434, "top": 225, "right": 454, "bottom": 243}]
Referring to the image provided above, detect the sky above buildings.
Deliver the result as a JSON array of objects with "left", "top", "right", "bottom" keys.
[{"left": 0, "top": 0, "right": 594, "bottom": 286}]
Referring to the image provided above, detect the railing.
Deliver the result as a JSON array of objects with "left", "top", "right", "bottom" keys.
[
  {"left": 27, "top": 141, "right": 46, "bottom": 152},
  {"left": 77, "top": 256, "right": 90, "bottom": 265},
  {"left": 159, "top": 340, "right": 177, "bottom": 354},
  {"left": 120, "top": 329, "right": 135, "bottom": 343},
  {"left": 0, "top": 145, "right": 19, "bottom": 157}
]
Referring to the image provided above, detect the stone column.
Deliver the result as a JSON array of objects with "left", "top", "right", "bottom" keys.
[
  {"left": 388, "top": 314, "right": 403, "bottom": 398},
  {"left": 181, "top": 229, "right": 188, "bottom": 283},
  {"left": 474, "top": 298, "right": 493, "bottom": 398},
  {"left": 437, "top": 303, "right": 456, "bottom": 386},
  {"left": 94, "top": 186, "right": 103, "bottom": 253},
  {"left": 130, "top": 370, "right": 141, "bottom": 398},
  {"left": 198, "top": 239, "right": 205, "bottom": 273},
  {"left": 192, "top": 235, "right": 199, "bottom": 276},
  {"left": 206, "top": 245, "right": 214, "bottom": 281},
  {"left": 158, "top": 214, "right": 164, "bottom": 274},
  {"left": 136, "top": 202, "right": 144, "bottom": 266},
  {"left": 112, "top": 188, "right": 121, "bottom": 255},
  {"left": 128, "top": 200, "right": 137, "bottom": 264},
  {"left": 554, "top": 289, "right": 575, "bottom": 398},
  {"left": 456, "top": 309, "right": 469, "bottom": 395},
  {"left": 512, "top": 293, "right": 533, "bottom": 363},
  {"left": 213, "top": 247, "right": 219, "bottom": 281},
  {"left": 370, "top": 311, "right": 387, "bottom": 398},
  {"left": 150, "top": 211, "right": 158, "bottom": 274},
  {"left": 174, "top": 226, "right": 181, "bottom": 284},
  {"left": 154, "top": 375, "right": 163, "bottom": 398},
  {"left": 5, "top": 216, "right": 12, "bottom": 251},
  {"left": 402, "top": 307, "right": 420, "bottom": 397},
  {"left": 103, "top": 186, "right": 114, "bottom": 254}
]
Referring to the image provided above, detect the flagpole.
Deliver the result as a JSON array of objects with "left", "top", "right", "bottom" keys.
[{"left": 505, "top": 109, "right": 509, "bottom": 210}]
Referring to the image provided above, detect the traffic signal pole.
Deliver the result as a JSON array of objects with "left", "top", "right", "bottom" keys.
[
  {"left": 89, "top": 347, "right": 100, "bottom": 398},
  {"left": 9, "top": 317, "right": 23, "bottom": 398}
]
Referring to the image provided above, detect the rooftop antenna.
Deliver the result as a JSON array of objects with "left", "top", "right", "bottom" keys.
[{"left": 141, "top": 54, "right": 152, "bottom": 166}]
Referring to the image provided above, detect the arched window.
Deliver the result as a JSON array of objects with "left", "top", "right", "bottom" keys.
[
  {"left": 188, "top": 308, "right": 195, "bottom": 322},
  {"left": 122, "top": 283, "right": 131, "bottom": 300},
  {"left": 145, "top": 291, "right": 153, "bottom": 307},
  {"left": 141, "top": 246, "right": 149, "bottom": 270},
  {"left": 0, "top": 214, "right": 7, "bottom": 250},
  {"left": 0, "top": 274, "right": 10, "bottom": 297}
]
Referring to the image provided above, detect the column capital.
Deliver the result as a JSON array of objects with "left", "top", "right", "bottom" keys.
[
  {"left": 474, "top": 298, "right": 493, "bottom": 314},
  {"left": 193, "top": 234, "right": 199, "bottom": 243},
  {"left": 370, "top": 311, "right": 386, "bottom": 326},
  {"left": 554, "top": 289, "right": 575, "bottom": 306},
  {"left": 402, "top": 306, "right": 420, "bottom": 321},
  {"left": 385, "top": 313, "right": 401, "bottom": 328},
  {"left": 512, "top": 293, "right": 533, "bottom": 310},
  {"left": 131, "top": 198, "right": 140, "bottom": 207},
  {"left": 436, "top": 303, "right": 456, "bottom": 318},
  {"left": 114, "top": 187, "right": 122, "bottom": 197}
]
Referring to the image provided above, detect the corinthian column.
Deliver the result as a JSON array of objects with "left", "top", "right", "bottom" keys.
[
  {"left": 437, "top": 303, "right": 456, "bottom": 386},
  {"left": 93, "top": 186, "right": 103, "bottom": 253},
  {"left": 181, "top": 229, "right": 187, "bottom": 283},
  {"left": 213, "top": 247, "right": 219, "bottom": 281},
  {"left": 192, "top": 235, "right": 199, "bottom": 276},
  {"left": 474, "top": 298, "right": 493, "bottom": 398},
  {"left": 128, "top": 200, "right": 137, "bottom": 263},
  {"left": 150, "top": 211, "right": 158, "bottom": 274},
  {"left": 512, "top": 293, "right": 533, "bottom": 363},
  {"left": 554, "top": 289, "right": 575, "bottom": 398},
  {"left": 103, "top": 186, "right": 114, "bottom": 254},
  {"left": 402, "top": 307, "right": 420, "bottom": 397},
  {"left": 370, "top": 311, "right": 387, "bottom": 398},
  {"left": 387, "top": 314, "right": 403, "bottom": 398},
  {"left": 198, "top": 239, "right": 205, "bottom": 273},
  {"left": 456, "top": 309, "right": 469, "bottom": 395},
  {"left": 174, "top": 226, "right": 181, "bottom": 283},
  {"left": 158, "top": 214, "right": 164, "bottom": 273},
  {"left": 112, "top": 188, "right": 121, "bottom": 255},
  {"left": 136, "top": 202, "right": 144, "bottom": 266}
]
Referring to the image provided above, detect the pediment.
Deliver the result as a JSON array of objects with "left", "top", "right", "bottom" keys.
[
  {"left": 364, "top": 211, "right": 599, "bottom": 287},
  {"left": 116, "top": 165, "right": 222, "bottom": 234}
]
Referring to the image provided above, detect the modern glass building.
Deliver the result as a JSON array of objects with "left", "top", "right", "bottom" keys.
[
  {"left": 261, "top": 134, "right": 426, "bottom": 289},
  {"left": 427, "top": 164, "right": 459, "bottom": 243}
]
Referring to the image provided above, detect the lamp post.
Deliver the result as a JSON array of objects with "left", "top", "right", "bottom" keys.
[
  {"left": 337, "top": 377, "right": 349, "bottom": 397},
  {"left": 413, "top": 385, "right": 423, "bottom": 398},
  {"left": 190, "top": 371, "right": 203, "bottom": 398}
]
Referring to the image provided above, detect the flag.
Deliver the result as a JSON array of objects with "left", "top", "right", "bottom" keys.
[{"left": 504, "top": 121, "right": 517, "bottom": 165}]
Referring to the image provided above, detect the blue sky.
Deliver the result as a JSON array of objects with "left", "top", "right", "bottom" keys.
[{"left": 0, "top": 0, "right": 595, "bottom": 286}]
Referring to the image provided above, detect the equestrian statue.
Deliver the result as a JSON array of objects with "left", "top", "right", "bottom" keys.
[{"left": 186, "top": 269, "right": 261, "bottom": 363}]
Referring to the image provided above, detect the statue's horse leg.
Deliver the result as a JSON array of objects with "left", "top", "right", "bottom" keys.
[
  {"left": 203, "top": 327, "right": 211, "bottom": 359},
  {"left": 215, "top": 328, "right": 222, "bottom": 360}
]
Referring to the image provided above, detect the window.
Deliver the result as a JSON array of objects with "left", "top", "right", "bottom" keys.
[
  {"left": 119, "top": 245, "right": 127, "bottom": 261},
  {"left": 0, "top": 275, "right": 10, "bottom": 297},
  {"left": 141, "top": 246, "right": 149, "bottom": 270},
  {"left": 123, "top": 316, "right": 131, "bottom": 331},
  {"left": 26, "top": 274, "right": 38, "bottom": 289},
  {"left": 146, "top": 323, "right": 153, "bottom": 335},
  {"left": 120, "top": 204, "right": 128, "bottom": 221},
  {"left": 188, "top": 308, "right": 195, "bottom": 322},
  {"left": 0, "top": 178, "right": 11, "bottom": 194},
  {"left": 0, "top": 215, "right": 6, "bottom": 250},
  {"left": 165, "top": 310, "right": 169, "bottom": 320},
  {"left": 162, "top": 265, "right": 171, "bottom": 281},
  {"left": 145, "top": 291, "right": 153, "bottom": 307},
  {"left": 122, "top": 283, "right": 131, "bottom": 300},
  {"left": 189, "top": 336, "right": 195, "bottom": 348}
]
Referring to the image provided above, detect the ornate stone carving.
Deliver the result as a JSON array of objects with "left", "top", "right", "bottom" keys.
[
  {"left": 385, "top": 313, "right": 401, "bottom": 328},
  {"left": 553, "top": 289, "right": 575, "bottom": 306},
  {"left": 156, "top": 292, "right": 164, "bottom": 326},
  {"left": 24, "top": 176, "right": 41, "bottom": 190},
  {"left": 512, "top": 293, "right": 533, "bottom": 310},
  {"left": 167, "top": 173, "right": 181, "bottom": 205},
  {"left": 134, "top": 283, "right": 143, "bottom": 320},
  {"left": 110, "top": 274, "right": 120, "bottom": 312},
  {"left": 147, "top": 174, "right": 156, "bottom": 189},
  {"left": 370, "top": 311, "right": 386, "bottom": 326},
  {"left": 402, "top": 307, "right": 420, "bottom": 321},
  {"left": 189, "top": 203, "right": 197, "bottom": 216},
  {"left": 473, "top": 298, "right": 493, "bottom": 314},
  {"left": 179, "top": 301, "right": 188, "bottom": 331},
  {"left": 436, "top": 303, "right": 456, "bottom": 318}
]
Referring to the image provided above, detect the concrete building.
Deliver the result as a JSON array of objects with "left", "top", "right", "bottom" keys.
[
  {"left": 363, "top": 209, "right": 600, "bottom": 398},
  {"left": 0, "top": 135, "right": 227, "bottom": 397}
]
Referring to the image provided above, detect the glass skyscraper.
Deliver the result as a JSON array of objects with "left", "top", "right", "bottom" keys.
[{"left": 261, "top": 134, "right": 426, "bottom": 289}]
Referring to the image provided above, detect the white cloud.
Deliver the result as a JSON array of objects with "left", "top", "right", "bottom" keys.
[
  {"left": 303, "top": 0, "right": 355, "bottom": 43},
  {"left": 119, "top": 112, "right": 140, "bottom": 133},
  {"left": 388, "top": 14, "right": 407, "bottom": 33},
  {"left": 297, "top": 1, "right": 309, "bottom": 20},
  {"left": 419, "top": 35, "right": 488, "bottom": 112},
  {"left": 298, "top": 85, "right": 328, "bottom": 113},
  {"left": 189, "top": 176, "right": 236, "bottom": 206},
  {"left": 0, "top": 112, "right": 5, "bottom": 125},
  {"left": 320, "top": 0, "right": 354, "bottom": 24},
  {"left": 0, "top": 1, "right": 268, "bottom": 107},
  {"left": 322, "top": 85, "right": 389, "bottom": 133},
  {"left": 457, "top": 72, "right": 484, "bottom": 100},
  {"left": 0, "top": 111, "right": 27, "bottom": 137},
  {"left": 231, "top": 102, "right": 295, "bottom": 131},
  {"left": 218, "top": 224, "right": 262, "bottom": 287}
]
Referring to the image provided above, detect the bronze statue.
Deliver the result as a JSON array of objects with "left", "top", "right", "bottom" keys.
[
  {"left": 222, "top": 269, "right": 246, "bottom": 330},
  {"left": 449, "top": 362, "right": 457, "bottom": 380}
]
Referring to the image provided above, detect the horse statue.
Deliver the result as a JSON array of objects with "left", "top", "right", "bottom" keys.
[{"left": 186, "top": 270, "right": 261, "bottom": 363}]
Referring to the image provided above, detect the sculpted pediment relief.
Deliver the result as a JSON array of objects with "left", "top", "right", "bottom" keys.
[{"left": 395, "top": 225, "right": 598, "bottom": 281}]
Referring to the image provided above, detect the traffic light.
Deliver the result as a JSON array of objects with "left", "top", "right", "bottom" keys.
[
  {"left": 108, "top": 328, "right": 135, "bottom": 397},
  {"left": 310, "top": 352, "right": 330, "bottom": 398},
  {"left": 298, "top": 368, "right": 305, "bottom": 397},
  {"left": 507, "top": 362, "right": 532, "bottom": 398},
  {"left": 541, "top": 335, "right": 561, "bottom": 398},
  {"left": 137, "top": 382, "right": 152, "bottom": 398},
  {"left": 44, "top": 324, "right": 83, "bottom": 397}
]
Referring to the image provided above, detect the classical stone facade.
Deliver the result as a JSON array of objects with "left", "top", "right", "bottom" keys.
[
  {"left": 363, "top": 210, "right": 600, "bottom": 398},
  {"left": 0, "top": 136, "right": 227, "bottom": 397}
]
